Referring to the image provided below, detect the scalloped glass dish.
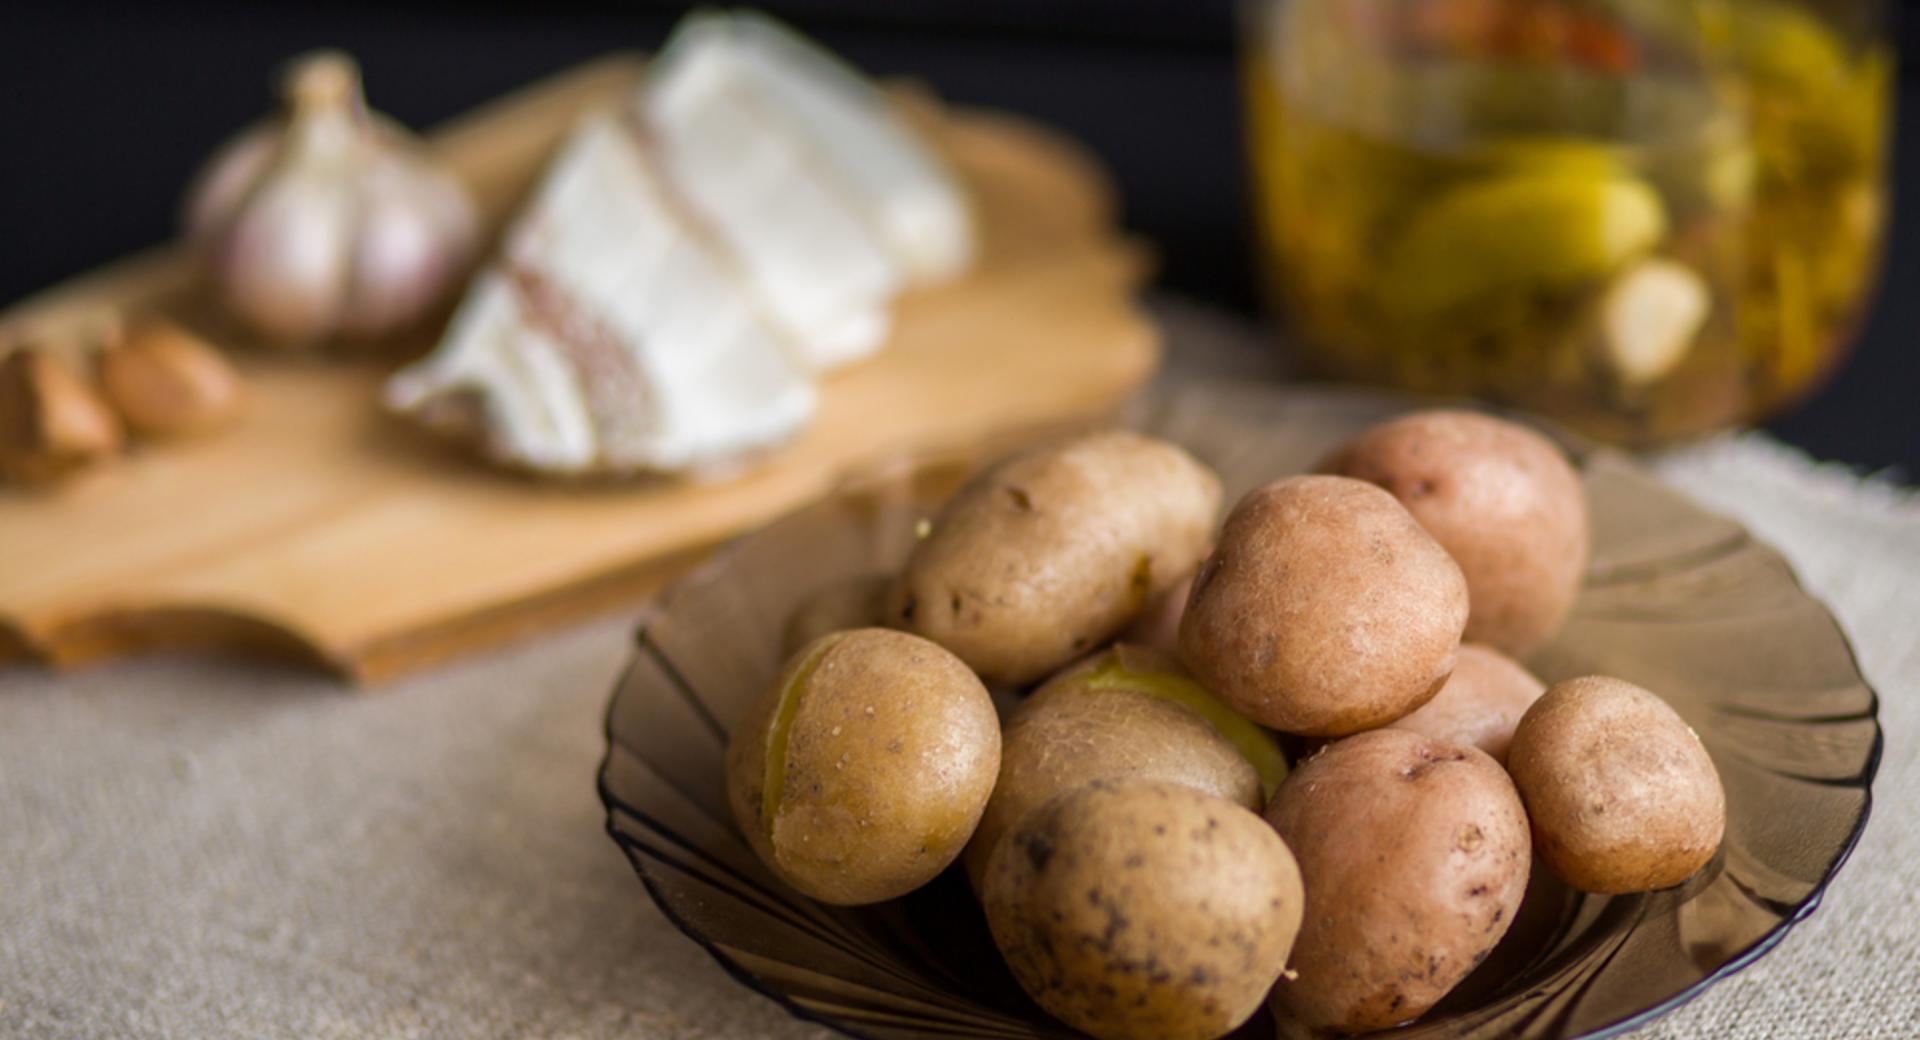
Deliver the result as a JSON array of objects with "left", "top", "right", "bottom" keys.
[{"left": 597, "top": 382, "right": 1879, "bottom": 1040}]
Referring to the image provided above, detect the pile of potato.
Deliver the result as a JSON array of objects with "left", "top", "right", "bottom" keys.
[{"left": 725, "top": 412, "right": 1726, "bottom": 1039}]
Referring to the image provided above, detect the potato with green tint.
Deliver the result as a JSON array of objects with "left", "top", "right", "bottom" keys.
[
  {"left": 983, "top": 779, "right": 1303, "bottom": 1040},
  {"left": 1180, "top": 475, "right": 1469, "bottom": 736},
  {"left": 963, "top": 644, "right": 1286, "bottom": 887},
  {"left": 1508, "top": 676, "right": 1725, "bottom": 894},
  {"left": 888, "top": 430, "right": 1221, "bottom": 687},
  {"left": 1266, "top": 729, "right": 1530, "bottom": 1034},
  {"left": 725, "top": 628, "right": 1000, "bottom": 905},
  {"left": 1390, "top": 643, "right": 1546, "bottom": 765},
  {"left": 1321, "top": 409, "right": 1590, "bottom": 656}
]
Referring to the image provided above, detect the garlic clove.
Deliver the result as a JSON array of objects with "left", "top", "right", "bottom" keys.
[
  {"left": 0, "top": 347, "right": 124, "bottom": 484},
  {"left": 1598, "top": 258, "right": 1711, "bottom": 386},
  {"left": 97, "top": 319, "right": 245, "bottom": 438},
  {"left": 338, "top": 164, "right": 475, "bottom": 339},
  {"left": 183, "top": 125, "right": 276, "bottom": 246},
  {"left": 215, "top": 168, "right": 358, "bottom": 346}
]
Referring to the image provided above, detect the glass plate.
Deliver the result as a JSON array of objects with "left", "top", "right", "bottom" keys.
[{"left": 597, "top": 382, "right": 1880, "bottom": 1039}]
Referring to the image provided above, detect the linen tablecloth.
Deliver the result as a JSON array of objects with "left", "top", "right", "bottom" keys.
[{"left": 2, "top": 304, "right": 1914, "bottom": 1039}]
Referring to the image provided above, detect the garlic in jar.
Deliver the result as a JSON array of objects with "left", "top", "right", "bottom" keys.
[{"left": 184, "top": 51, "right": 477, "bottom": 349}]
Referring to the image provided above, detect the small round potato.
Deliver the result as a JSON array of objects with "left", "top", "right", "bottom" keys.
[
  {"left": 1266, "top": 729, "right": 1530, "bottom": 1034},
  {"left": 963, "top": 644, "right": 1286, "bottom": 887},
  {"left": 1180, "top": 475, "right": 1469, "bottom": 736},
  {"left": 888, "top": 430, "right": 1221, "bottom": 687},
  {"left": 1320, "top": 409, "right": 1589, "bottom": 656},
  {"left": 725, "top": 628, "right": 1000, "bottom": 905},
  {"left": 1507, "top": 676, "right": 1725, "bottom": 894},
  {"left": 1390, "top": 644, "right": 1546, "bottom": 764},
  {"left": 984, "top": 779, "right": 1303, "bottom": 1040}
]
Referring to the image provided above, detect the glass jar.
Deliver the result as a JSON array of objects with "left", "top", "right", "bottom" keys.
[{"left": 1243, "top": 0, "right": 1892, "bottom": 446}]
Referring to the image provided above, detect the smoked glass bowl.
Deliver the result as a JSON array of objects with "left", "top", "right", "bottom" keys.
[{"left": 598, "top": 381, "right": 1879, "bottom": 1039}]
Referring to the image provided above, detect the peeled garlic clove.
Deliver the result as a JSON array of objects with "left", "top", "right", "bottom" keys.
[
  {"left": 97, "top": 319, "right": 245, "bottom": 438},
  {"left": 337, "top": 166, "right": 473, "bottom": 339},
  {"left": 1598, "top": 258, "right": 1710, "bottom": 386},
  {"left": 185, "top": 51, "right": 476, "bottom": 350}
]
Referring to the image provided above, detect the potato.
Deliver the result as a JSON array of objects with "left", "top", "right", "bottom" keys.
[
  {"left": 1507, "top": 676, "right": 1725, "bottom": 894},
  {"left": 888, "top": 430, "right": 1221, "bottom": 687},
  {"left": 1180, "top": 475, "right": 1469, "bottom": 736},
  {"left": 1389, "top": 643, "right": 1546, "bottom": 764},
  {"left": 983, "top": 779, "right": 1303, "bottom": 1040},
  {"left": 1266, "top": 729, "right": 1530, "bottom": 1034},
  {"left": 963, "top": 644, "right": 1287, "bottom": 887},
  {"left": 725, "top": 628, "right": 1000, "bottom": 905},
  {"left": 1320, "top": 409, "right": 1589, "bottom": 656},
  {"left": 781, "top": 574, "right": 889, "bottom": 657}
]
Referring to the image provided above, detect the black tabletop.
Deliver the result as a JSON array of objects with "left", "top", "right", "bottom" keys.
[{"left": 3, "top": 1, "right": 1914, "bottom": 476}]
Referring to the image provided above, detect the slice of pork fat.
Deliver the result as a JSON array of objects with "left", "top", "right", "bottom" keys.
[
  {"left": 645, "top": 11, "right": 975, "bottom": 372},
  {"left": 713, "top": 11, "right": 974, "bottom": 285},
  {"left": 385, "top": 114, "right": 815, "bottom": 475}
]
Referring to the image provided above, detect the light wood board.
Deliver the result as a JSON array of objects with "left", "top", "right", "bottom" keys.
[{"left": 0, "top": 56, "right": 1158, "bottom": 683}]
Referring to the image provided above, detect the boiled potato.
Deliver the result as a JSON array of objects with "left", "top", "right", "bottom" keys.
[
  {"left": 1507, "top": 676, "right": 1726, "bottom": 893},
  {"left": 983, "top": 778, "right": 1303, "bottom": 1040},
  {"left": 1180, "top": 475, "right": 1469, "bottom": 736},
  {"left": 963, "top": 644, "right": 1286, "bottom": 887},
  {"left": 1266, "top": 729, "right": 1530, "bottom": 1034},
  {"left": 1321, "top": 409, "right": 1589, "bottom": 656},
  {"left": 1390, "top": 643, "right": 1546, "bottom": 764},
  {"left": 725, "top": 628, "right": 1000, "bottom": 905},
  {"left": 889, "top": 430, "right": 1221, "bottom": 687}
]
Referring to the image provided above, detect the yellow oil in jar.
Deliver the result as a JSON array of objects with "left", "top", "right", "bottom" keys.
[{"left": 1245, "top": 0, "right": 1889, "bottom": 444}]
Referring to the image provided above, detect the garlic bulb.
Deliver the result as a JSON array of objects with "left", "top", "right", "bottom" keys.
[{"left": 184, "top": 51, "right": 477, "bottom": 349}]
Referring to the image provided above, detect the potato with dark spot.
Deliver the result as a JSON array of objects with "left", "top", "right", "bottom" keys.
[
  {"left": 1180, "top": 475, "right": 1469, "bottom": 736},
  {"left": 963, "top": 644, "right": 1287, "bottom": 888},
  {"left": 781, "top": 574, "right": 889, "bottom": 657},
  {"left": 1320, "top": 409, "right": 1589, "bottom": 656},
  {"left": 1390, "top": 644, "right": 1546, "bottom": 764},
  {"left": 1266, "top": 729, "right": 1530, "bottom": 1034},
  {"left": 725, "top": 628, "right": 1000, "bottom": 905},
  {"left": 1508, "top": 676, "right": 1725, "bottom": 893},
  {"left": 888, "top": 430, "right": 1221, "bottom": 687},
  {"left": 983, "top": 779, "right": 1303, "bottom": 1040}
]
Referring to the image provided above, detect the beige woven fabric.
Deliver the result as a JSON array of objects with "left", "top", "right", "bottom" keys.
[{"left": 2, "top": 309, "right": 1914, "bottom": 1039}]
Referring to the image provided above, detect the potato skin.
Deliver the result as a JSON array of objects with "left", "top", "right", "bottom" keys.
[
  {"left": 1179, "top": 475, "right": 1469, "bottom": 736},
  {"left": 1266, "top": 729, "right": 1530, "bottom": 1034},
  {"left": 888, "top": 430, "right": 1221, "bottom": 687},
  {"left": 725, "top": 628, "right": 1000, "bottom": 905},
  {"left": 963, "top": 644, "right": 1263, "bottom": 888},
  {"left": 1390, "top": 644, "right": 1546, "bottom": 764},
  {"left": 1320, "top": 409, "right": 1589, "bottom": 656},
  {"left": 984, "top": 779, "right": 1303, "bottom": 1040},
  {"left": 1507, "top": 676, "right": 1725, "bottom": 894}
]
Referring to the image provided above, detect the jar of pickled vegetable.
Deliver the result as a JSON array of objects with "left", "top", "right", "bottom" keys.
[{"left": 1243, "top": 0, "right": 1892, "bottom": 445}]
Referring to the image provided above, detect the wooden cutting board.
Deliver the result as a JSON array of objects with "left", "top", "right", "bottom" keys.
[{"left": 0, "top": 56, "right": 1158, "bottom": 683}]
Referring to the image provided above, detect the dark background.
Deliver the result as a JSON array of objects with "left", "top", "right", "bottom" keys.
[{"left": 2, "top": 1, "right": 1914, "bottom": 475}]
